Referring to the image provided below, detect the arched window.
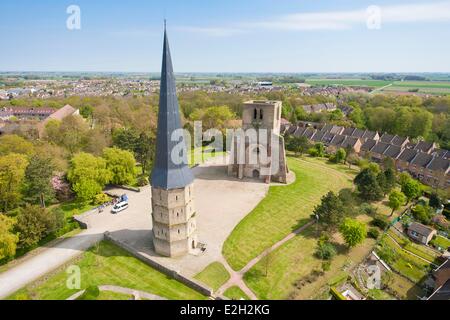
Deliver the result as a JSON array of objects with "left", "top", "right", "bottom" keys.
[
  {"left": 254, "top": 108, "right": 258, "bottom": 120},
  {"left": 260, "top": 109, "right": 264, "bottom": 120}
]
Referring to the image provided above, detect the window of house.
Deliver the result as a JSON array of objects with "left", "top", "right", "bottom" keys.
[{"left": 260, "top": 109, "right": 263, "bottom": 120}]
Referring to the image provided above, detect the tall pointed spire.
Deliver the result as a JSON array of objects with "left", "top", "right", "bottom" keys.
[{"left": 151, "top": 25, "right": 194, "bottom": 190}]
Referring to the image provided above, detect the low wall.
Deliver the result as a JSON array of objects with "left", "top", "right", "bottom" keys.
[{"left": 104, "top": 232, "right": 214, "bottom": 297}]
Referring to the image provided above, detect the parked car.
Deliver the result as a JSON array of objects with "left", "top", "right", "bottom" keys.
[{"left": 111, "top": 201, "right": 129, "bottom": 214}]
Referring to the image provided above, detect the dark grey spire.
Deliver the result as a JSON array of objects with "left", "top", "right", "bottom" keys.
[{"left": 151, "top": 26, "right": 194, "bottom": 190}]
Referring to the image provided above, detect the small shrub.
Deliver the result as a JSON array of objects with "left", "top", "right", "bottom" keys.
[
  {"left": 371, "top": 216, "right": 389, "bottom": 230},
  {"left": 368, "top": 228, "right": 380, "bottom": 239},
  {"left": 315, "top": 242, "right": 337, "bottom": 260},
  {"left": 322, "top": 261, "right": 331, "bottom": 272},
  {"left": 78, "top": 285, "right": 100, "bottom": 300},
  {"left": 137, "top": 175, "right": 149, "bottom": 187},
  {"left": 93, "top": 193, "right": 110, "bottom": 206},
  {"left": 360, "top": 203, "right": 378, "bottom": 216}
]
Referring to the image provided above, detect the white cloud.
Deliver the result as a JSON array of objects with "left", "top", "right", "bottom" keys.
[
  {"left": 175, "top": 26, "right": 245, "bottom": 37},
  {"left": 179, "top": 1, "right": 450, "bottom": 34}
]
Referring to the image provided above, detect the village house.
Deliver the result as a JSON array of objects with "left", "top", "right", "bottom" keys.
[
  {"left": 428, "top": 259, "right": 450, "bottom": 300},
  {"left": 407, "top": 222, "right": 437, "bottom": 245}
]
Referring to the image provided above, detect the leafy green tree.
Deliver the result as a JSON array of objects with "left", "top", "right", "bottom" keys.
[
  {"left": 190, "top": 105, "right": 235, "bottom": 131},
  {"left": 0, "top": 154, "right": 29, "bottom": 211},
  {"left": 354, "top": 168, "right": 383, "bottom": 201},
  {"left": 313, "top": 191, "right": 345, "bottom": 232},
  {"left": 339, "top": 218, "right": 367, "bottom": 248},
  {"left": 0, "top": 134, "right": 34, "bottom": 156},
  {"left": 15, "top": 205, "right": 64, "bottom": 249},
  {"left": 79, "top": 105, "right": 94, "bottom": 119},
  {"left": 388, "top": 191, "right": 406, "bottom": 216},
  {"left": 333, "top": 148, "right": 347, "bottom": 164},
  {"left": 401, "top": 178, "right": 422, "bottom": 204},
  {"left": 287, "top": 135, "right": 310, "bottom": 156},
  {"left": 0, "top": 215, "right": 18, "bottom": 261},
  {"left": 382, "top": 168, "right": 396, "bottom": 195},
  {"left": 23, "top": 155, "right": 55, "bottom": 206},
  {"left": 429, "top": 192, "right": 443, "bottom": 209},
  {"left": 102, "top": 147, "right": 137, "bottom": 186},
  {"left": 112, "top": 128, "right": 139, "bottom": 152},
  {"left": 411, "top": 205, "right": 432, "bottom": 225},
  {"left": 67, "top": 153, "right": 112, "bottom": 202},
  {"left": 315, "top": 241, "right": 337, "bottom": 260}
]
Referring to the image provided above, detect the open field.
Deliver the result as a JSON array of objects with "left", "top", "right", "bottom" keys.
[
  {"left": 305, "top": 78, "right": 450, "bottom": 95},
  {"left": 194, "top": 262, "right": 230, "bottom": 291},
  {"left": 7, "top": 241, "right": 206, "bottom": 300},
  {"left": 223, "top": 156, "right": 357, "bottom": 271},
  {"left": 430, "top": 235, "right": 450, "bottom": 250},
  {"left": 306, "top": 79, "right": 391, "bottom": 87}
]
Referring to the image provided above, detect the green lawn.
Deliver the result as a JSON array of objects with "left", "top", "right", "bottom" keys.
[
  {"left": 8, "top": 241, "right": 206, "bottom": 300},
  {"left": 194, "top": 262, "right": 230, "bottom": 291},
  {"left": 243, "top": 221, "right": 376, "bottom": 300},
  {"left": 430, "top": 235, "right": 450, "bottom": 250},
  {"left": 224, "top": 286, "right": 249, "bottom": 300},
  {"left": 223, "top": 156, "right": 356, "bottom": 271}
]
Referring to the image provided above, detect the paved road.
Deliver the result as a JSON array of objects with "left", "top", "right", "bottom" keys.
[
  {"left": 0, "top": 229, "right": 104, "bottom": 299},
  {"left": 0, "top": 186, "right": 152, "bottom": 300}
]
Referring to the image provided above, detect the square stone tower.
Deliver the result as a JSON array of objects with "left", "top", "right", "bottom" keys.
[
  {"left": 150, "top": 26, "right": 198, "bottom": 257},
  {"left": 228, "top": 100, "right": 288, "bottom": 184}
]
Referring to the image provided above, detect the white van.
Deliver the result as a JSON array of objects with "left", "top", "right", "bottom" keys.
[{"left": 111, "top": 201, "right": 129, "bottom": 214}]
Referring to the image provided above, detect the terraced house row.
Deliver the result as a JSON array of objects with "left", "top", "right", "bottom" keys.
[{"left": 282, "top": 122, "right": 450, "bottom": 188}]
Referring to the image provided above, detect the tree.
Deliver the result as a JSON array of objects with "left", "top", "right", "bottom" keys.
[
  {"left": 333, "top": 148, "right": 346, "bottom": 164},
  {"left": 388, "top": 191, "right": 406, "bottom": 216},
  {"left": 15, "top": 205, "right": 64, "bottom": 249},
  {"left": 287, "top": 136, "right": 310, "bottom": 156},
  {"left": 102, "top": 147, "right": 137, "bottom": 186},
  {"left": 429, "top": 192, "right": 443, "bottom": 209},
  {"left": 190, "top": 105, "right": 235, "bottom": 132},
  {"left": 382, "top": 168, "right": 396, "bottom": 195},
  {"left": 0, "top": 215, "right": 18, "bottom": 261},
  {"left": 401, "top": 178, "right": 422, "bottom": 204},
  {"left": 67, "top": 153, "right": 112, "bottom": 202},
  {"left": 411, "top": 205, "right": 432, "bottom": 225},
  {"left": 0, "top": 154, "right": 29, "bottom": 211},
  {"left": 354, "top": 168, "right": 383, "bottom": 201},
  {"left": 315, "top": 236, "right": 337, "bottom": 260},
  {"left": 313, "top": 191, "right": 345, "bottom": 232},
  {"left": 339, "top": 218, "right": 367, "bottom": 248},
  {"left": 0, "top": 134, "right": 34, "bottom": 156},
  {"left": 112, "top": 127, "right": 139, "bottom": 152},
  {"left": 23, "top": 155, "right": 55, "bottom": 206}
]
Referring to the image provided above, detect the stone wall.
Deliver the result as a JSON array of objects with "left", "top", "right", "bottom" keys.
[{"left": 104, "top": 232, "right": 213, "bottom": 297}]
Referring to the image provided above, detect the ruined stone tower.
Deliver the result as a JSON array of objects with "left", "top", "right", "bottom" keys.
[
  {"left": 150, "top": 27, "right": 198, "bottom": 257},
  {"left": 228, "top": 100, "right": 288, "bottom": 184}
]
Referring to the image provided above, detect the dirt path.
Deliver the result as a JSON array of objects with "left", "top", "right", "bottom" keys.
[{"left": 217, "top": 221, "right": 315, "bottom": 300}]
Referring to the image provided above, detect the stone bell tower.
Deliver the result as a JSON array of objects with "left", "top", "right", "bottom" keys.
[{"left": 150, "top": 25, "right": 198, "bottom": 257}]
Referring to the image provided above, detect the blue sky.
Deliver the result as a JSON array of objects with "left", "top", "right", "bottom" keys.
[{"left": 1, "top": 0, "right": 450, "bottom": 72}]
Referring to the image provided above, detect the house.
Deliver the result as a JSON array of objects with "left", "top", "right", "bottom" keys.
[
  {"left": 396, "top": 148, "right": 419, "bottom": 172},
  {"left": 370, "top": 142, "right": 390, "bottom": 162},
  {"left": 428, "top": 259, "right": 450, "bottom": 300},
  {"left": 302, "top": 103, "right": 337, "bottom": 114},
  {"left": 37, "top": 104, "right": 80, "bottom": 137},
  {"left": 413, "top": 141, "right": 437, "bottom": 154},
  {"left": 408, "top": 152, "right": 434, "bottom": 178},
  {"left": 407, "top": 222, "right": 437, "bottom": 245}
]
